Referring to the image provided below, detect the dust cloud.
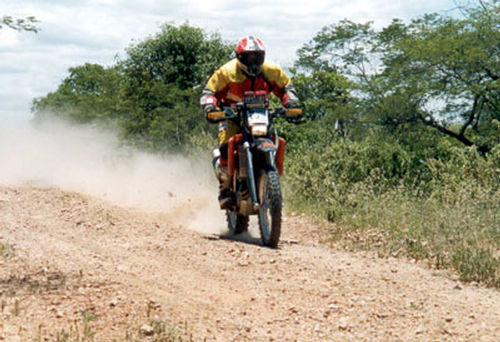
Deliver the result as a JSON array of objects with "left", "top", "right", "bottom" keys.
[{"left": 0, "top": 117, "right": 226, "bottom": 234}]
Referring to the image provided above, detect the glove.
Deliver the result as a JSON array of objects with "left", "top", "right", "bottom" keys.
[{"left": 203, "top": 103, "right": 216, "bottom": 116}]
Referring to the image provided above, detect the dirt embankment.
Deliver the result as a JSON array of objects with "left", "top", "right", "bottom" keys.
[{"left": 1, "top": 185, "right": 499, "bottom": 341}]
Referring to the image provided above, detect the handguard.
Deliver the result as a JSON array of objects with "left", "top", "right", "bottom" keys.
[
  {"left": 285, "top": 107, "right": 303, "bottom": 117},
  {"left": 207, "top": 110, "right": 226, "bottom": 121}
]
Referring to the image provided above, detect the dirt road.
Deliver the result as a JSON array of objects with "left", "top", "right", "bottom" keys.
[{"left": 0, "top": 185, "right": 499, "bottom": 341}]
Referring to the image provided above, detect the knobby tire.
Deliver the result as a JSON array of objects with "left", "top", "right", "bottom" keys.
[
  {"left": 226, "top": 211, "right": 249, "bottom": 235},
  {"left": 258, "top": 170, "right": 282, "bottom": 248}
]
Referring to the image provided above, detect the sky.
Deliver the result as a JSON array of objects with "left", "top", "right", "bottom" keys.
[{"left": 1, "top": 0, "right": 460, "bottom": 120}]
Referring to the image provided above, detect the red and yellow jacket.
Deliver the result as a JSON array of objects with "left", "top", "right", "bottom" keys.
[{"left": 200, "top": 58, "right": 299, "bottom": 108}]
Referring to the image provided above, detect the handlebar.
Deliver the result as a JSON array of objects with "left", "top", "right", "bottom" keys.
[
  {"left": 206, "top": 107, "right": 236, "bottom": 122},
  {"left": 269, "top": 107, "right": 306, "bottom": 124},
  {"left": 208, "top": 106, "right": 303, "bottom": 123}
]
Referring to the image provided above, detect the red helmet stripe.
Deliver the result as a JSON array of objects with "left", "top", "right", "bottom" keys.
[
  {"left": 236, "top": 36, "right": 265, "bottom": 54},
  {"left": 257, "top": 38, "right": 264, "bottom": 50},
  {"left": 241, "top": 38, "right": 248, "bottom": 50}
]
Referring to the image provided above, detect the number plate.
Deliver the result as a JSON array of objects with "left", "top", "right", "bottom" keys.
[{"left": 248, "top": 112, "right": 269, "bottom": 126}]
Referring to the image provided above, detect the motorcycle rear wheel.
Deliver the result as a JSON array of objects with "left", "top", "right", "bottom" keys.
[
  {"left": 226, "top": 211, "right": 249, "bottom": 235},
  {"left": 257, "top": 169, "right": 282, "bottom": 248}
]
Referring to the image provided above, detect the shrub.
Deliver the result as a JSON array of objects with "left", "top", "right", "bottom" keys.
[{"left": 284, "top": 136, "right": 500, "bottom": 287}]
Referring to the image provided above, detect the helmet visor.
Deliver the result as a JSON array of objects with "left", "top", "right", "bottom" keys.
[{"left": 239, "top": 51, "right": 265, "bottom": 68}]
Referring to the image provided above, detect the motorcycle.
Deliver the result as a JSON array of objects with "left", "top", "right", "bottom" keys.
[{"left": 207, "top": 90, "right": 301, "bottom": 248}]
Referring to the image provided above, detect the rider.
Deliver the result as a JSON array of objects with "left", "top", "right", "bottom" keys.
[{"left": 200, "top": 36, "right": 302, "bottom": 209}]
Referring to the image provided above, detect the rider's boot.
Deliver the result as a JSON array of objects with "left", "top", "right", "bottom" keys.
[{"left": 213, "top": 150, "right": 234, "bottom": 210}]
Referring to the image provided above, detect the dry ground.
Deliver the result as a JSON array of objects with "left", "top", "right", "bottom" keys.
[{"left": 0, "top": 185, "right": 499, "bottom": 341}]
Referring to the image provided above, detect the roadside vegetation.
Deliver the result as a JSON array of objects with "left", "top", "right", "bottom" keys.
[
  {"left": 55, "top": 315, "right": 190, "bottom": 342},
  {"left": 0, "top": 242, "right": 14, "bottom": 258},
  {"left": 32, "top": 1, "right": 500, "bottom": 287}
]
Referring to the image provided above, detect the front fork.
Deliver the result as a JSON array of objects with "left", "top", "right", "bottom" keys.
[
  {"left": 243, "top": 142, "right": 278, "bottom": 211},
  {"left": 243, "top": 142, "right": 259, "bottom": 210}
]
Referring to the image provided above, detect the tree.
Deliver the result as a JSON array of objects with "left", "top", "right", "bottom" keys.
[
  {"left": 120, "top": 23, "right": 232, "bottom": 90},
  {"left": 296, "top": 1, "right": 500, "bottom": 153},
  {"left": 294, "top": 20, "right": 383, "bottom": 139},
  {"left": 33, "top": 23, "right": 233, "bottom": 151},
  {"left": 290, "top": 68, "right": 352, "bottom": 122},
  {"left": 376, "top": 6, "right": 500, "bottom": 154},
  {"left": 117, "top": 23, "right": 232, "bottom": 150},
  {"left": 33, "top": 63, "right": 123, "bottom": 123},
  {"left": 1, "top": 15, "right": 39, "bottom": 32}
]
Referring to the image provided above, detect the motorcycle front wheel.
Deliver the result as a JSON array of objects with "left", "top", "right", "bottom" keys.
[{"left": 257, "top": 169, "right": 282, "bottom": 248}]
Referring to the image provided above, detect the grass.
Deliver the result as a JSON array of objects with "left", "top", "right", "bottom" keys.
[
  {"left": 284, "top": 180, "right": 500, "bottom": 287},
  {"left": 54, "top": 311, "right": 191, "bottom": 342},
  {"left": 0, "top": 242, "right": 14, "bottom": 258},
  {"left": 136, "top": 319, "right": 193, "bottom": 342},
  {"left": 56, "top": 311, "right": 97, "bottom": 342},
  {"left": 284, "top": 142, "right": 500, "bottom": 288}
]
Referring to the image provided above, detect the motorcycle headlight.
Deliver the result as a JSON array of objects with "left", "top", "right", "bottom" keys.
[{"left": 251, "top": 124, "right": 268, "bottom": 136}]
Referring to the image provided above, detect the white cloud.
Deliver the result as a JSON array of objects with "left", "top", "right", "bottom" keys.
[{"left": 0, "top": 0, "right": 458, "bottom": 118}]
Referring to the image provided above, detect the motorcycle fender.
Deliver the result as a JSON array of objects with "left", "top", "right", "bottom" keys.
[
  {"left": 253, "top": 139, "right": 278, "bottom": 172},
  {"left": 253, "top": 139, "right": 277, "bottom": 153},
  {"left": 253, "top": 138, "right": 286, "bottom": 175}
]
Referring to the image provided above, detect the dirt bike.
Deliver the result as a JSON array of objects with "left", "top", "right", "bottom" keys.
[{"left": 207, "top": 91, "right": 301, "bottom": 248}]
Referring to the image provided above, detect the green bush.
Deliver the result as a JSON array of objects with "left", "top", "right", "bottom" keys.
[{"left": 284, "top": 136, "right": 500, "bottom": 287}]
